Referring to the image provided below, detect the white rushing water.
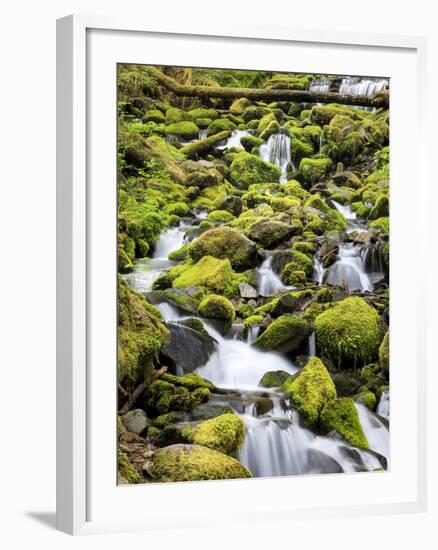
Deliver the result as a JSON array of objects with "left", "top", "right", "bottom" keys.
[
  {"left": 339, "top": 77, "right": 389, "bottom": 97},
  {"left": 260, "top": 130, "right": 293, "bottom": 184},
  {"left": 377, "top": 391, "right": 390, "bottom": 420},
  {"left": 356, "top": 404, "right": 389, "bottom": 459},
  {"left": 195, "top": 325, "right": 298, "bottom": 391},
  {"left": 309, "top": 79, "right": 332, "bottom": 93},
  {"left": 217, "top": 129, "right": 251, "bottom": 150},
  {"left": 324, "top": 243, "right": 372, "bottom": 292},
  {"left": 256, "top": 256, "right": 290, "bottom": 297},
  {"left": 198, "top": 129, "right": 207, "bottom": 140},
  {"left": 124, "top": 222, "right": 188, "bottom": 293}
]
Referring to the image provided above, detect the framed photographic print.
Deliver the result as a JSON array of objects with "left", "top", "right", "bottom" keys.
[{"left": 57, "top": 15, "right": 427, "bottom": 535}]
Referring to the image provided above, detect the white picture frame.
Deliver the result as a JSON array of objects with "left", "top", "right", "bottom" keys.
[{"left": 56, "top": 14, "right": 428, "bottom": 535}]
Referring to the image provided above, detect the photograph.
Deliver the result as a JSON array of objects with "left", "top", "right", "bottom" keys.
[{"left": 116, "top": 64, "right": 390, "bottom": 484}]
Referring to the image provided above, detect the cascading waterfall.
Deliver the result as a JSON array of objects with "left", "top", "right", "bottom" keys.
[
  {"left": 312, "top": 257, "right": 325, "bottom": 285},
  {"left": 124, "top": 222, "right": 188, "bottom": 293},
  {"left": 217, "top": 129, "right": 251, "bottom": 150},
  {"left": 339, "top": 77, "right": 389, "bottom": 97},
  {"left": 198, "top": 129, "right": 208, "bottom": 140},
  {"left": 377, "top": 391, "right": 390, "bottom": 419},
  {"left": 309, "top": 79, "right": 332, "bottom": 93},
  {"left": 195, "top": 324, "right": 298, "bottom": 391},
  {"left": 324, "top": 243, "right": 373, "bottom": 292},
  {"left": 256, "top": 255, "right": 290, "bottom": 297},
  {"left": 260, "top": 130, "right": 293, "bottom": 184},
  {"left": 355, "top": 404, "right": 389, "bottom": 459}
]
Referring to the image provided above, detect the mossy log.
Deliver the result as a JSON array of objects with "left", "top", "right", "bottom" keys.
[
  {"left": 147, "top": 66, "right": 389, "bottom": 108},
  {"left": 180, "top": 130, "right": 231, "bottom": 158}
]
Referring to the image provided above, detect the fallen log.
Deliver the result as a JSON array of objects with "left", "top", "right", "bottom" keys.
[
  {"left": 179, "top": 130, "right": 231, "bottom": 158},
  {"left": 147, "top": 66, "right": 389, "bottom": 108}
]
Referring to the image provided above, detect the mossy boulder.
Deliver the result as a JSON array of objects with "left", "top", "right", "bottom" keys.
[
  {"left": 311, "top": 104, "right": 361, "bottom": 125},
  {"left": 206, "top": 118, "right": 237, "bottom": 136},
  {"left": 171, "top": 256, "right": 241, "bottom": 296},
  {"left": 230, "top": 97, "right": 252, "bottom": 115},
  {"left": 165, "top": 107, "right": 191, "bottom": 124},
  {"left": 320, "top": 397, "right": 369, "bottom": 448},
  {"left": 247, "top": 218, "right": 295, "bottom": 248},
  {"left": 198, "top": 294, "right": 236, "bottom": 325},
  {"left": 282, "top": 356, "right": 336, "bottom": 426},
  {"left": 188, "top": 226, "right": 257, "bottom": 269},
  {"left": 165, "top": 121, "right": 200, "bottom": 140},
  {"left": 299, "top": 157, "right": 332, "bottom": 184},
  {"left": 166, "top": 201, "right": 190, "bottom": 217},
  {"left": 258, "top": 370, "right": 291, "bottom": 388},
  {"left": 230, "top": 152, "right": 281, "bottom": 189},
  {"left": 315, "top": 297, "right": 381, "bottom": 368},
  {"left": 208, "top": 210, "right": 235, "bottom": 223},
  {"left": 254, "top": 315, "right": 311, "bottom": 353},
  {"left": 118, "top": 450, "right": 141, "bottom": 484},
  {"left": 145, "top": 378, "right": 210, "bottom": 416},
  {"left": 369, "top": 195, "right": 389, "bottom": 220},
  {"left": 354, "top": 390, "right": 377, "bottom": 411},
  {"left": 379, "top": 330, "right": 389, "bottom": 376},
  {"left": 148, "top": 444, "right": 252, "bottom": 482},
  {"left": 118, "top": 279, "right": 169, "bottom": 389},
  {"left": 240, "top": 135, "right": 264, "bottom": 152},
  {"left": 369, "top": 217, "right": 389, "bottom": 235},
  {"left": 188, "top": 107, "right": 219, "bottom": 121},
  {"left": 143, "top": 109, "right": 165, "bottom": 123},
  {"left": 181, "top": 413, "right": 245, "bottom": 456}
]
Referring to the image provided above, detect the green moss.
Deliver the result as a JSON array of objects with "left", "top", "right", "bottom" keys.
[
  {"left": 282, "top": 268, "right": 307, "bottom": 286},
  {"left": 230, "top": 152, "right": 281, "bottom": 189},
  {"left": 172, "top": 256, "right": 243, "bottom": 296},
  {"left": 270, "top": 196, "right": 301, "bottom": 213},
  {"left": 283, "top": 356, "right": 336, "bottom": 426},
  {"left": 166, "top": 202, "right": 190, "bottom": 216},
  {"left": 149, "top": 444, "right": 252, "bottom": 482},
  {"left": 299, "top": 157, "right": 332, "bottom": 184},
  {"left": 291, "top": 138, "right": 314, "bottom": 161},
  {"left": 369, "top": 217, "right": 389, "bottom": 235},
  {"left": 161, "top": 372, "right": 215, "bottom": 392},
  {"left": 243, "top": 314, "right": 264, "bottom": 327},
  {"left": 181, "top": 413, "right": 245, "bottom": 456},
  {"left": 168, "top": 242, "right": 191, "bottom": 261},
  {"left": 230, "top": 97, "right": 252, "bottom": 115},
  {"left": 288, "top": 251, "right": 313, "bottom": 276},
  {"left": 208, "top": 210, "right": 235, "bottom": 223},
  {"left": 320, "top": 397, "right": 368, "bottom": 448},
  {"left": 258, "top": 370, "right": 291, "bottom": 388},
  {"left": 254, "top": 314, "right": 311, "bottom": 352},
  {"left": 369, "top": 195, "right": 389, "bottom": 220},
  {"left": 354, "top": 390, "right": 377, "bottom": 411},
  {"left": 165, "top": 107, "right": 191, "bottom": 124},
  {"left": 118, "top": 278, "right": 169, "bottom": 388},
  {"left": 165, "top": 121, "right": 200, "bottom": 139},
  {"left": 206, "top": 118, "right": 237, "bottom": 136},
  {"left": 311, "top": 104, "right": 361, "bottom": 125},
  {"left": 188, "top": 226, "right": 257, "bottom": 270},
  {"left": 198, "top": 294, "right": 236, "bottom": 324},
  {"left": 379, "top": 330, "right": 389, "bottom": 376},
  {"left": 180, "top": 130, "right": 231, "bottom": 158},
  {"left": 283, "top": 180, "right": 311, "bottom": 201},
  {"left": 315, "top": 297, "right": 381, "bottom": 368},
  {"left": 143, "top": 109, "right": 165, "bottom": 123},
  {"left": 264, "top": 73, "right": 311, "bottom": 90},
  {"left": 292, "top": 241, "right": 317, "bottom": 255},
  {"left": 240, "top": 135, "right": 264, "bottom": 152},
  {"left": 304, "top": 194, "right": 347, "bottom": 232},
  {"left": 118, "top": 450, "right": 141, "bottom": 484},
  {"left": 316, "top": 288, "right": 332, "bottom": 303},
  {"left": 352, "top": 201, "right": 370, "bottom": 218},
  {"left": 188, "top": 107, "right": 219, "bottom": 121}
]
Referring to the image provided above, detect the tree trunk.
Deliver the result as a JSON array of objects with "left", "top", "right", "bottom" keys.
[{"left": 147, "top": 67, "right": 389, "bottom": 108}]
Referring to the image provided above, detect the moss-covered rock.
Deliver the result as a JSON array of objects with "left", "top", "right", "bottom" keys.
[
  {"left": 354, "top": 390, "right": 377, "bottom": 411},
  {"left": 171, "top": 256, "right": 242, "bottom": 296},
  {"left": 143, "top": 109, "right": 165, "bottom": 123},
  {"left": 240, "top": 135, "right": 264, "bottom": 152},
  {"left": 166, "top": 201, "right": 190, "bottom": 217},
  {"left": 188, "top": 107, "right": 219, "bottom": 121},
  {"left": 206, "top": 118, "right": 237, "bottom": 136},
  {"left": 320, "top": 397, "right": 368, "bottom": 448},
  {"left": 258, "top": 370, "right": 291, "bottom": 388},
  {"left": 230, "top": 152, "right": 281, "bottom": 189},
  {"left": 118, "top": 278, "right": 169, "bottom": 389},
  {"left": 315, "top": 297, "right": 381, "bottom": 368},
  {"left": 148, "top": 444, "right": 252, "bottom": 482},
  {"left": 283, "top": 356, "right": 336, "bottom": 426},
  {"left": 198, "top": 294, "right": 236, "bottom": 325},
  {"left": 165, "top": 107, "right": 191, "bottom": 124},
  {"left": 188, "top": 226, "right": 257, "bottom": 269},
  {"left": 369, "top": 217, "right": 389, "bottom": 235},
  {"left": 166, "top": 121, "right": 200, "bottom": 139},
  {"left": 181, "top": 413, "right": 245, "bottom": 456},
  {"left": 230, "top": 97, "right": 252, "bottom": 115},
  {"left": 247, "top": 218, "right": 295, "bottom": 248},
  {"left": 379, "top": 330, "right": 389, "bottom": 376},
  {"left": 299, "top": 157, "right": 332, "bottom": 184},
  {"left": 254, "top": 314, "right": 311, "bottom": 353},
  {"left": 118, "top": 450, "right": 141, "bottom": 484},
  {"left": 316, "top": 287, "right": 332, "bottom": 303}
]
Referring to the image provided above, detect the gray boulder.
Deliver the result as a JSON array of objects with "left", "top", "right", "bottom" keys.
[{"left": 122, "top": 409, "right": 149, "bottom": 436}]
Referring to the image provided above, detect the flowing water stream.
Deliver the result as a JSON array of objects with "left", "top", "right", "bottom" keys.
[{"left": 259, "top": 129, "right": 293, "bottom": 183}]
